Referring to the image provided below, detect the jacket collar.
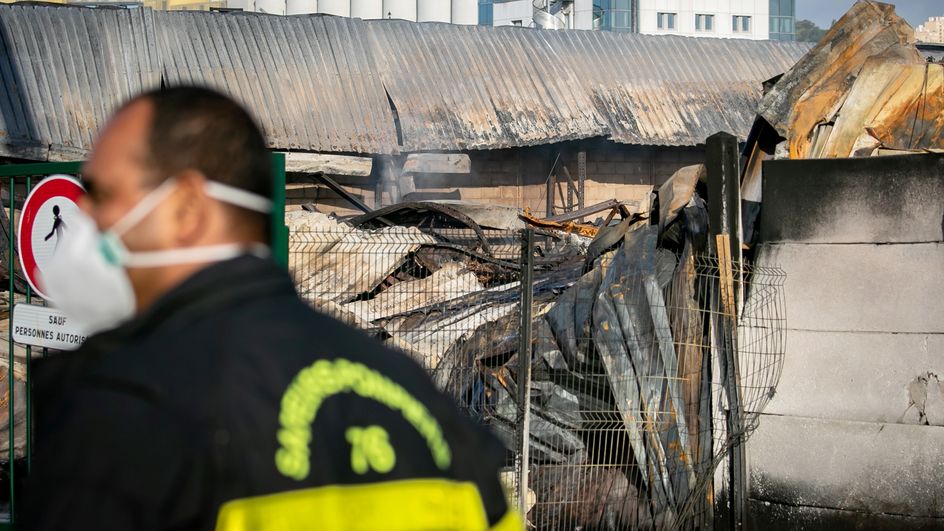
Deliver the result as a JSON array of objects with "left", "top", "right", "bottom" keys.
[{"left": 89, "top": 255, "right": 295, "bottom": 348}]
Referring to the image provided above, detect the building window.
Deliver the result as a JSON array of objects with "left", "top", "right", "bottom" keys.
[
  {"left": 595, "top": 0, "right": 634, "bottom": 32},
  {"left": 770, "top": 15, "right": 795, "bottom": 39},
  {"left": 657, "top": 12, "right": 676, "bottom": 30},
  {"left": 478, "top": 0, "right": 492, "bottom": 26},
  {"left": 733, "top": 15, "right": 751, "bottom": 33},
  {"left": 695, "top": 14, "right": 714, "bottom": 31},
  {"left": 769, "top": 0, "right": 795, "bottom": 40}
]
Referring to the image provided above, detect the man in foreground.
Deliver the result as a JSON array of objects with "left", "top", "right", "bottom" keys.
[{"left": 23, "top": 86, "right": 520, "bottom": 531}]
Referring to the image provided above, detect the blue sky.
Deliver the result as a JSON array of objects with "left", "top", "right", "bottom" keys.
[{"left": 796, "top": 0, "right": 941, "bottom": 28}]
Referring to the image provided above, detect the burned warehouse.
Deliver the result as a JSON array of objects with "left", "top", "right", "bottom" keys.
[{"left": 0, "top": 1, "right": 942, "bottom": 530}]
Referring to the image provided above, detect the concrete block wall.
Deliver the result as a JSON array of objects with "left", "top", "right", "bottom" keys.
[
  {"left": 286, "top": 177, "right": 376, "bottom": 217},
  {"left": 412, "top": 140, "right": 703, "bottom": 216},
  {"left": 748, "top": 154, "right": 944, "bottom": 529},
  {"left": 292, "top": 140, "right": 705, "bottom": 218}
]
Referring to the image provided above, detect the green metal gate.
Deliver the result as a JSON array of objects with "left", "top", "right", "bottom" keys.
[{"left": 0, "top": 153, "right": 287, "bottom": 527}]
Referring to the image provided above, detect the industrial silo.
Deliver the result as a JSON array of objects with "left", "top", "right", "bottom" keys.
[
  {"left": 318, "top": 0, "right": 351, "bottom": 15},
  {"left": 286, "top": 0, "right": 316, "bottom": 14},
  {"left": 351, "top": 0, "right": 383, "bottom": 18},
  {"left": 382, "top": 0, "right": 416, "bottom": 20},
  {"left": 417, "top": 0, "right": 450, "bottom": 22},
  {"left": 451, "top": 0, "right": 477, "bottom": 25}
]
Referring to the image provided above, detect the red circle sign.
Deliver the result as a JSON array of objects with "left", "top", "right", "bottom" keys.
[{"left": 17, "top": 175, "right": 85, "bottom": 300}]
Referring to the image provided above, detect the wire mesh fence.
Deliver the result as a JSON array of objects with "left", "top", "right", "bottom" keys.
[{"left": 287, "top": 212, "right": 785, "bottom": 530}]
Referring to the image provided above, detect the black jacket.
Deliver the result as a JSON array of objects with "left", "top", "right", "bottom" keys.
[{"left": 22, "top": 256, "right": 518, "bottom": 530}]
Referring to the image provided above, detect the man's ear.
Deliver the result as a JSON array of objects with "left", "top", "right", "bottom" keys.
[{"left": 172, "top": 169, "right": 210, "bottom": 245}]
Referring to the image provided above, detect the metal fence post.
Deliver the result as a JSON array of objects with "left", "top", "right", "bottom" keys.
[
  {"left": 270, "top": 152, "right": 289, "bottom": 268},
  {"left": 516, "top": 229, "right": 535, "bottom": 517},
  {"left": 707, "top": 131, "right": 746, "bottom": 530},
  {"left": 6, "top": 176, "right": 14, "bottom": 526}
]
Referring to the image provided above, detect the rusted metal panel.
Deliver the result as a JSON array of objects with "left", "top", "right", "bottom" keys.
[
  {"left": 0, "top": 5, "right": 160, "bottom": 161},
  {"left": 155, "top": 11, "right": 399, "bottom": 155},
  {"left": 549, "top": 29, "right": 810, "bottom": 147},
  {"left": 758, "top": 1, "right": 920, "bottom": 159},
  {"left": 756, "top": 2, "right": 944, "bottom": 159}
]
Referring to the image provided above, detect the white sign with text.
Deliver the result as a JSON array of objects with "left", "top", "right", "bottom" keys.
[{"left": 12, "top": 304, "right": 88, "bottom": 350}]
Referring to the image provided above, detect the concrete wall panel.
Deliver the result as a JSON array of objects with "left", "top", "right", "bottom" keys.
[
  {"left": 761, "top": 154, "right": 944, "bottom": 244},
  {"left": 756, "top": 242, "right": 944, "bottom": 333},
  {"left": 749, "top": 414, "right": 944, "bottom": 518},
  {"left": 761, "top": 330, "right": 944, "bottom": 424},
  {"left": 748, "top": 499, "right": 944, "bottom": 530}
]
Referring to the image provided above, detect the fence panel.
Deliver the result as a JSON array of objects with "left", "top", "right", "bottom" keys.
[{"left": 287, "top": 210, "right": 786, "bottom": 530}]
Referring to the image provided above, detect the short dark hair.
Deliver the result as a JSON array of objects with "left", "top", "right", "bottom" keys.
[{"left": 136, "top": 86, "right": 271, "bottom": 227}]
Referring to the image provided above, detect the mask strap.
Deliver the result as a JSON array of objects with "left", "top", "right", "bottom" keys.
[
  {"left": 205, "top": 181, "right": 272, "bottom": 213},
  {"left": 122, "top": 243, "right": 270, "bottom": 269},
  {"left": 110, "top": 178, "right": 179, "bottom": 236}
]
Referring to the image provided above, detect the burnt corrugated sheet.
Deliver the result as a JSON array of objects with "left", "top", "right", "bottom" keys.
[
  {"left": 0, "top": 5, "right": 810, "bottom": 159},
  {"left": 156, "top": 12, "right": 398, "bottom": 155},
  {"left": 0, "top": 5, "right": 159, "bottom": 160},
  {"left": 368, "top": 21, "right": 608, "bottom": 151},
  {"left": 369, "top": 22, "right": 810, "bottom": 149}
]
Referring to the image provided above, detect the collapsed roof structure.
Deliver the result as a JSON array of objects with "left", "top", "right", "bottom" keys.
[
  {"left": 741, "top": 1, "right": 944, "bottom": 245},
  {"left": 757, "top": 1, "right": 944, "bottom": 160}
]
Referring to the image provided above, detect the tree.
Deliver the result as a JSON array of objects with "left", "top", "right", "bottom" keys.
[{"left": 795, "top": 19, "right": 827, "bottom": 43}]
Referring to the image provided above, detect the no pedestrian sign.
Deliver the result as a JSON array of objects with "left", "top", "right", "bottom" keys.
[
  {"left": 14, "top": 175, "right": 87, "bottom": 349},
  {"left": 17, "top": 174, "right": 85, "bottom": 299}
]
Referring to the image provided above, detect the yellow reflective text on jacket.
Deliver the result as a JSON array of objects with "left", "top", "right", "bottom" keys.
[{"left": 275, "top": 358, "right": 452, "bottom": 480}]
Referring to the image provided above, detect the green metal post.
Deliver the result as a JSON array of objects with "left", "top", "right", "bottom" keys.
[
  {"left": 24, "top": 176, "right": 31, "bottom": 475},
  {"left": 0, "top": 162, "right": 82, "bottom": 178},
  {"left": 7, "top": 176, "right": 14, "bottom": 525},
  {"left": 270, "top": 153, "right": 289, "bottom": 268}
]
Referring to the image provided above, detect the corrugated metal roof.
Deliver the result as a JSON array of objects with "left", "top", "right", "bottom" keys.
[
  {"left": 155, "top": 11, "right": 399, "bottom": 154},
  {"left": 370, "top": 22, "right": 811, "bottom": 149},
  {"left": 0, "top": 5, "right": 810, "bottom": 159},
  {"left": 0, "top": 5, "right": 160, "bottom": 160}
]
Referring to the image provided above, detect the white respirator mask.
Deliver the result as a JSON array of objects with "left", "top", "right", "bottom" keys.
[{"left": 41, "top": 176, "right": 272, "bottom": 335}]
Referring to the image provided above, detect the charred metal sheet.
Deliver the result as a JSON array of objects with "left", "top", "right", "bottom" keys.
[
  {"left": 155, "top": 11, "right": 398, "bottom": 155},
  {"left": 343, "top": 261, "right": 482, "bottom": 323},
  {"left": 658, "top": 165, "right": 703, "bottom": 237},
  {"left": 423, "top": 201, "right": 523, "bottom": 231},
  {"left": 757, "top": 2, "right": 919, "bottom": 159},
  {"left": 369, "top": 20, "right": 809, "bottom": 150},
  {"left": 352, "top": 201, "right": 496, "bottom": 255},
  {"left": 295, "top": 226, "right": 435, "bottom": 303},
  {"left": 0, "top": 5, "right": 160, "bottom": 161},
  {"left": 544, "top": 199, "right": 640, "bottom": 223},
  {"left": 816, "top": 55, "right": 944, "bottom": 157}
]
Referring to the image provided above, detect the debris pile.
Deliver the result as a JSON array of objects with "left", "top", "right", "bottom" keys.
[
  {"left": 288, "top": 164, "right": 776, "bottom": 527},
  {"left": 756, "top": 1, "right": 943, "bottom": 159}
]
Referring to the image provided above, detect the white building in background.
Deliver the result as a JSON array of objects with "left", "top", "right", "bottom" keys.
[
  {"left": 915, "top": 16, "right": 944, "bottom": 44},
  {"left": 490, "top": 0, "right": 787, "bottom": 41},
  {"left": 228, "top": 0, "right": 478, "bottom": 23}
]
